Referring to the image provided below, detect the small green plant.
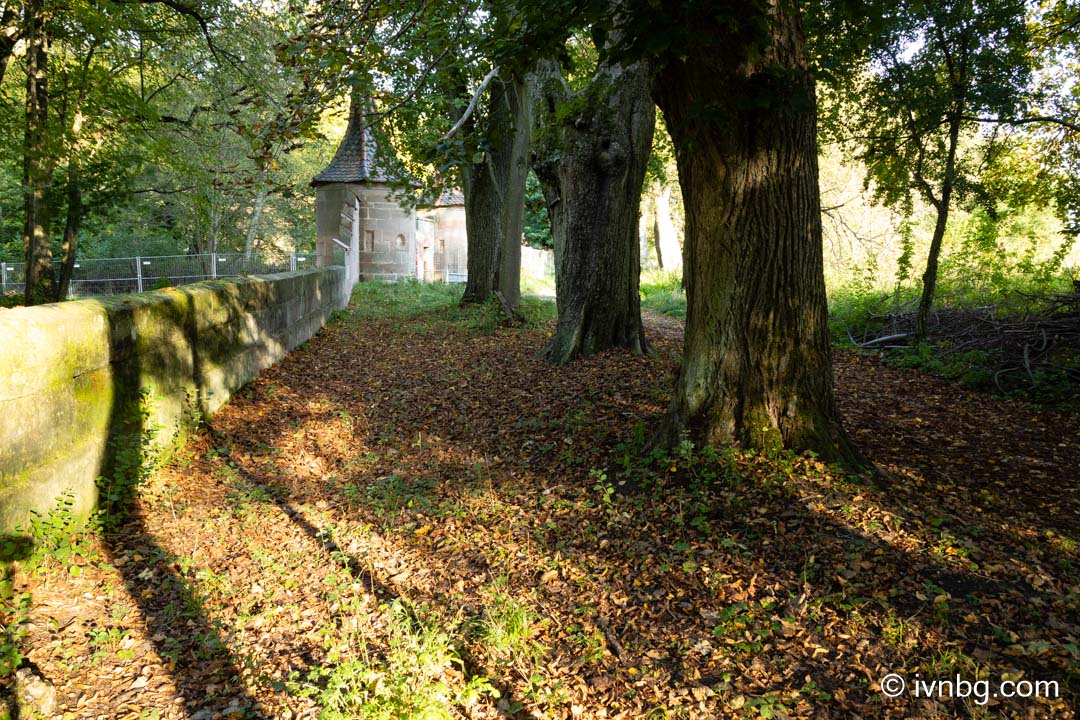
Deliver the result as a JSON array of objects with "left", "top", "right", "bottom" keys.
[
  {"left": 0, "top": 591, "right": 31, "bottom": 679},
  {"left": 478, "top": 582, "right": 539, "bottom": 670},
  {"left": 13, "top": 491, "right": 95, "bottom": 576},
  {"left": 743, "top": 693, "right": 789, "bottom": 719},
  {"left": 96, "top": 388, "right": 164, "bottom": 530},
  {"left": 591, "top": 469, "right": 615, "bottom": 506},
  {"left": 881, "top": 609, "right": 907, "bottom": 648},
  {"left": 311, "top": 601, "right": 497, "bottom": 720}
]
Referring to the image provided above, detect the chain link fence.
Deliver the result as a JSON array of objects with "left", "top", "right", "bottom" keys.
[{"left": 0, "top": 252, "right": 325, "bottom": 298}]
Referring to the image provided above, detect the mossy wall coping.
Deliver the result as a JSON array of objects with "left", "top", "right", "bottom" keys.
[{"left": 0, "top": 266, "right": 349, "bottom": 534}]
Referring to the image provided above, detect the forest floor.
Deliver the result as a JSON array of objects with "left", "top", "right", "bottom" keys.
[{"left": 5, "top": 284, "right": 1079, "bottom": 719}]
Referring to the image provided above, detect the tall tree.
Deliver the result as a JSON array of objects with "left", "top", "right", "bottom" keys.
[
  {"left": 495, "top": 0, "right": 862, "bottom": 462},
  {"left": 22, "top": 0, "right": 53, "bottom": 305},
  {"left": 459, "top": 69, "right": 531, "bottom": 309},
  {"left": 816, "top": 0, "right": 1038, "bottom": 339},
  {"left": 529, "top": 51, "right": 653, "bottom": 363},
  {"left": 647, "top": 1, "right": 858, "bottom": 459}
]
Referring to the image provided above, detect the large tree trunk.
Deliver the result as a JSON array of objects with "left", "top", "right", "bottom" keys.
[
  {"left": 530, "top": 58, "right": 653, "bottom": 364},
  {"left": 22, "top": 0, "right": 53, "bottom": 306},
  {"left": 461, "top": 70, "right": 530, "bottom": 308},
  {"left": 651, "top": 0, "right": 861, "bottom": 465},
  {"left": 914, "top": 113, "right": 961, "bottom": 341}
]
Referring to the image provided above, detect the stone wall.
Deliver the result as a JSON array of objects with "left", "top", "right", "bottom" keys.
[{"left": 0, "top": 267, "right": 349, "bottom": 534}]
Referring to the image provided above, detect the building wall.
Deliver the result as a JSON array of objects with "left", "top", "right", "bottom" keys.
[
  {"left": 0, "top": 267, "right": 349, "bottom": 535},
  {"left": 316, "top": 182, "right": 420, "bottom": 281},
  {"left": 354, "top": 183, "right": 419, "bottom": 281}
]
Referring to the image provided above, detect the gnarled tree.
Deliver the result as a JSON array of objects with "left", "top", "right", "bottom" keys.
[{"left": 529, "top": 53, "right": 654, "bottom": 363}]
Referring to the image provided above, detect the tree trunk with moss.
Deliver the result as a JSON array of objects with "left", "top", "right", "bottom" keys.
[
  {"left": 651, "top": 1, "right": 862, "bottom": 465},
  {"left": 461, "top": 71, "right": 530, "bottom": 309},
  {"left": 530, "top": 58, "right": 653, "bottom": 363}
]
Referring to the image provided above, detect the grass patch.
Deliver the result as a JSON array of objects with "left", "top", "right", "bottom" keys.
[
  {"left": 521, "top": 270, "right": 556, "bottom": 297},
  {"left": 640, "top": 269, "right": 686, "bottom": 318},
  {"left": 345, "top": 280, "right": 463, "bottom": 321},
  {"left": 341, "top": 279, "right": 557, "bottom": 332},
  {"left": 311, "top": 600, "right": 496, "bottom": 720}
]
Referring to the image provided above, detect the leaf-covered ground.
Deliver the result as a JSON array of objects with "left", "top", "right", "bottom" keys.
[{"left": 5, "top": 285, "right": 1079, "bottom": 719}]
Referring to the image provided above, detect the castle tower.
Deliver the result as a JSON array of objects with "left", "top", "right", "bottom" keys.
[{"left": 312, "top": 93, "right": 420, "bottom": 282}]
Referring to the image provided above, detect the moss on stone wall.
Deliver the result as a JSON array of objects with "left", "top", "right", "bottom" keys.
[{"left": 0, "top": 267, "right": 349, "bottom": 535}]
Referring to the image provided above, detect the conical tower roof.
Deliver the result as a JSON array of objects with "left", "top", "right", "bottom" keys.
[{"left": 311, "top": 91, "right": 393, "bottom": 185}]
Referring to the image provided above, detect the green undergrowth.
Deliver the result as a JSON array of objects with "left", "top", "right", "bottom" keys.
[
  {"left": 627, "top": 268, "right": 1078, "bottom": 406},
  {"left": 1, "top": 389, "right": 170, "bottom": 685},
  {"left": 639, "top": 270, "right": 686, "bottom": 318},
  {"left": 341, "top": 280, "right": 556, "bottom": 331},
  {"left": 827, "top": 274, "right": 1077, "bottom": 346},
  {"left": 830, "top": 276, "right": 1079, "bottom": 406},
  {"left": 294, "top": 599, "right": 497, "bottom": 720}
]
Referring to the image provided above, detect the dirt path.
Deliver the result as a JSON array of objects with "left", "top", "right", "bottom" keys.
[{"left": 6, "top": 309, "right": 1078, "bottom": 719}]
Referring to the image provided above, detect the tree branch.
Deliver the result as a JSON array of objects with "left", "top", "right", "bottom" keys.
[
  {"left": 442, "top": 65, "right": 499, "bottom": 140},
  {"left": 962, "top": 115, "right": 1080, "bottom": 134}
]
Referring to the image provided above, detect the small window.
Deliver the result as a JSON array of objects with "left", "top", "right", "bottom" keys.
[
  {"left": 363, "top": 230, "right": 375, "bottom": 252},
  {"left": 438, "top": 238, "right": 446, "bottom": 254},
  {"left": 396, "top": 234, "right": 407, "bottom": 249}
]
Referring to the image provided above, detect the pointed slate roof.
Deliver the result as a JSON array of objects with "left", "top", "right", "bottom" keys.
[
  {"left": 434, "top": 189, "right": 465, "bottom": 207},
  {"left": 311, "top": 93, "right": 393, "bottom": 186}
]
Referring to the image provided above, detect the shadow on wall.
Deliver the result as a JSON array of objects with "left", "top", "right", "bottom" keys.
[{"left": 0, "top": 268, "right": 348, "bottom": 717}]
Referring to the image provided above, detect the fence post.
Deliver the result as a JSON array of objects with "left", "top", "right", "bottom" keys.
[
  {"left": 1, "top": 263, "right": 6, "bottom": 292},
  {"left": 290, "top": 252, "right": 297, "bottom": 272},
  {"left": 211, "top": 253, "right": 218, "bottom": 279},
  {"left": 136, "top": 256, "right": 144, "bottom": 293}
]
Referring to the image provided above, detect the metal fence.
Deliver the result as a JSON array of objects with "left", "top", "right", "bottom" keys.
[
  {"left": 0, "top": 252, "right": 323, "bottom": 298},
  {"left": 432, "top": 247, "right": 468, "bottom": 283}
]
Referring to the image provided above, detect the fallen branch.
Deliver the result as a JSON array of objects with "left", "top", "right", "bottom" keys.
[{"left": 861, "top": 333, "right": 910, "bottom": 348}]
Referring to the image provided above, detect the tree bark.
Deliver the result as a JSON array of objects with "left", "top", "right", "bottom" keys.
[
  {"left": 914, "top": 113, "right": 962, "bottom": 341},
  {"left": 461, "top": 70, "right": 530, "bottom": 308},
  {"left": 0, "top": 2, "right": 19, "bottom": 88},
  {"left": 651, "top": 0, "right": 862, "bottom": 465},
  {"left": 22, "top": 0, "right": 53, "bottom": 306},
  {"left": 56, "top": 160, "right": 82, "bottom": 301},
  {"left": 530, "top": 57, "right": 653, "bottom": 363},
  {"left": 244, "top": 184, "right": 269, "bottom": 264}
]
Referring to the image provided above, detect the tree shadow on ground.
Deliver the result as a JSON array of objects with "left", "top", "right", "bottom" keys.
[
  {"left": 194, "top": 309, "right": 1076, "bottom": 716},
  {"left": 89, "top": 288, "right": 283, "bottom": 718},
  {"left": 22, "top": 300, "right": 1075, "bottom": 718}
]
